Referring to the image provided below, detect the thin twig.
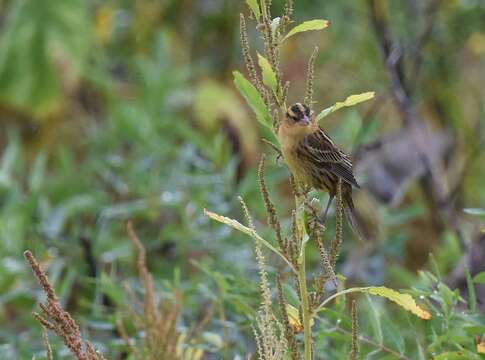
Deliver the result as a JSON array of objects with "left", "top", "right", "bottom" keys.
[
  {"left": 334, "top": 324, "right": 412, "bottom": 360},
  {"left": 349, "top": 301, "right": 358, "bottom": 360}
]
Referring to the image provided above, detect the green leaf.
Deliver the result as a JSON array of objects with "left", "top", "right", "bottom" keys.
[
  {"left": 246, "top": 0, "right": 260, "bottom": 20},
  {"left": 366, "top": 286, "right": 432, "bottom": 320},
  {"left": 233, "top": 71, "right": 272, "bottom": 129},
  {"left": 99, "top": 272, "right": 126, "bottom": 306},
  {"left": 464, "top": 325, "right": 485, "bottom": 335},
  {"left": 41, "top": 194, "right": 102, "bottom": 239},
  {"left": 0, "top": 135, "right": 20, "bottom": 188},
  {"left": 473, "top": 271, "right": 485, "bottom": 284},
  {"left": 257, "top": 53, "right": 277, "bottom": 92},
  {"left": 463, "top": 208, "right": 485, "bottom": 216},
  {"left": 29, "top": 152, "right": 47, "bottom": 193},
  {"left": 316, "top": 92, "right": 375, "bottom": 121},
  {"left": 364, "top": 294, "right": 383, "bottom": 344},
  {"left": 282, "top": 19, "right": 330, "bottom": 42}
]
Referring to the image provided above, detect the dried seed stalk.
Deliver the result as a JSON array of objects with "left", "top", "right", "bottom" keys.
[
  {"left": 330, "top": 179, "right": 343, "bottom": 269},
  {"left": 258, "top": 155, "right": 285, "bottom": 255},
  {"left": 304, "top": 47, "right": 319, "bottom": 107},
  {"left": 24, "top": 250, "right": 102, "bottom": 360}
]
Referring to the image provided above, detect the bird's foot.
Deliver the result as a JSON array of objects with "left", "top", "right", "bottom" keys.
[{"left": 305, "top": 198, "right": 326, "bottom": 232}]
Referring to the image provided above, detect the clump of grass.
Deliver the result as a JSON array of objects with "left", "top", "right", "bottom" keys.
[
  {"left": 25, "top": 223, "right": 211, "bottom": 360},
  {"left": 117, "top": 221, "right": 208, "bottom": 360},
  {"left": 24, "top": 250, "right": 105, "bottom": 360}
]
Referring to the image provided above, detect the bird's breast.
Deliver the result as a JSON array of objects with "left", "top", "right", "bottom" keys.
[{"left": 281, "top": 142, "right": 311, "bottom": 184}]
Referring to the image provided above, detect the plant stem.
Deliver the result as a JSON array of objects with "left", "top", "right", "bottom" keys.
[
  {"left": 298, "top": 252, "right": 312, "bottom": 360},
  {"left": 260, "top": 0, "right": 268, "bottom": 20},
  {"left": 295, "top": 194, "right": 312, "bottom": 360}
]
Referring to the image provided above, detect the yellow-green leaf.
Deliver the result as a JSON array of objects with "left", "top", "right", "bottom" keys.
[
  {"left": 366, "top": 286, "right": 432, "bottom": 320},
  {"left": 286, "top": 304, "right": 313, "bottom": 333},
  {"left": 257, "top": 53, "right": 277, "bottom": 92},
  {"left": 315, "top": 286, "right": 431, "bottom": 320},
  {"left": 316, "top": 92, "right": 375, "bottom": 121},
  {"left": 282, "top": 19, "right": 330, "bottom": 42},
  {"left": 204, "top": 209, "right": 296, "bottom": 273},
  {"left": 233, "top": 71, "right": 272, "bottom": 129},
  {"left": 246, "top": 0, "right": 260, "bottom": 20},
  {"left": 478, "top": 340, "right": 485, "bottom": 354}
]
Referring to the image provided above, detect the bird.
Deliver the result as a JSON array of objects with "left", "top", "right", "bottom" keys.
[{"left": 278, "top": 102, "right": 367, "bottom": 239}]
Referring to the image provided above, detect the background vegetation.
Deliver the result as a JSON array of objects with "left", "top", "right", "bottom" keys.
[{"left": 0, "top": 0, "right": 484, "bottom": 359}]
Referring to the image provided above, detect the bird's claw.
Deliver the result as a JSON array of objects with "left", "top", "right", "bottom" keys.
[{"left": 304, "top": 201, "right": 326, "bottom": 232}]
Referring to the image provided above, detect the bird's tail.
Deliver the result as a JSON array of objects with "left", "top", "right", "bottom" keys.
[{"left": 344, "top": 195, "right": 371, "bottom": 241}]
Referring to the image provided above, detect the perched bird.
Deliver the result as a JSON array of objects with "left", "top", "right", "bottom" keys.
[{"left": 278, "top": 102, "right": 367, "bottom": 239}]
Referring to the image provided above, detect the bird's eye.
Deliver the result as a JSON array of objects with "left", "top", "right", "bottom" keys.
[{"left": 305, "top": 107, "right": 311, "bottom": 116}]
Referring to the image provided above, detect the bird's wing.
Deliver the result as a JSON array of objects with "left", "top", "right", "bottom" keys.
[{"left": 302, "top": 128, "right": 360, "bottom": 188}]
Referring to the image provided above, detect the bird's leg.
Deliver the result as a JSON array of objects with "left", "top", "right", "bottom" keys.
[
  {"left": 299, "top": 183, "right": 311, "bottom": 195},
  {"left": 304, "top": 198, "right": 319, "bottom": 218},
  {"left": 304, "top": 197, "right": 326, "bottom": 232},
  {"left": 319, "top": 194, "right": 334, "bottom": 225}
]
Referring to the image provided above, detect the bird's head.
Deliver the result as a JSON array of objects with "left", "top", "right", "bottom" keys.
[{"left": 286, "top": 103, "right": 314, "bottom": 126}]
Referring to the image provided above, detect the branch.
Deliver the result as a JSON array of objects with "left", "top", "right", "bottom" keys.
[{"left": 366, "top": 0, "right": 466, "bottom": 247}]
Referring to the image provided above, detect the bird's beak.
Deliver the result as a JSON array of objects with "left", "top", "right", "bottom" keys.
[{"left": 300, "top": 115, "right": 311, "bottom": 126}]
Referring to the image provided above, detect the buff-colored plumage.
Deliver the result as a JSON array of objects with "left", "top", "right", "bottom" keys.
[{"left": 278, "top": 103, "right": 367, "bottom": 239}]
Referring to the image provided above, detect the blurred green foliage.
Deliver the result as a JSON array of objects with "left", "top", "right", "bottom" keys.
[
  {"left": 0, "top": 0, "right": 484, "bottom": 358},
  {"left": 0, "top": 0, "right": 93, "bottom": 117}
]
